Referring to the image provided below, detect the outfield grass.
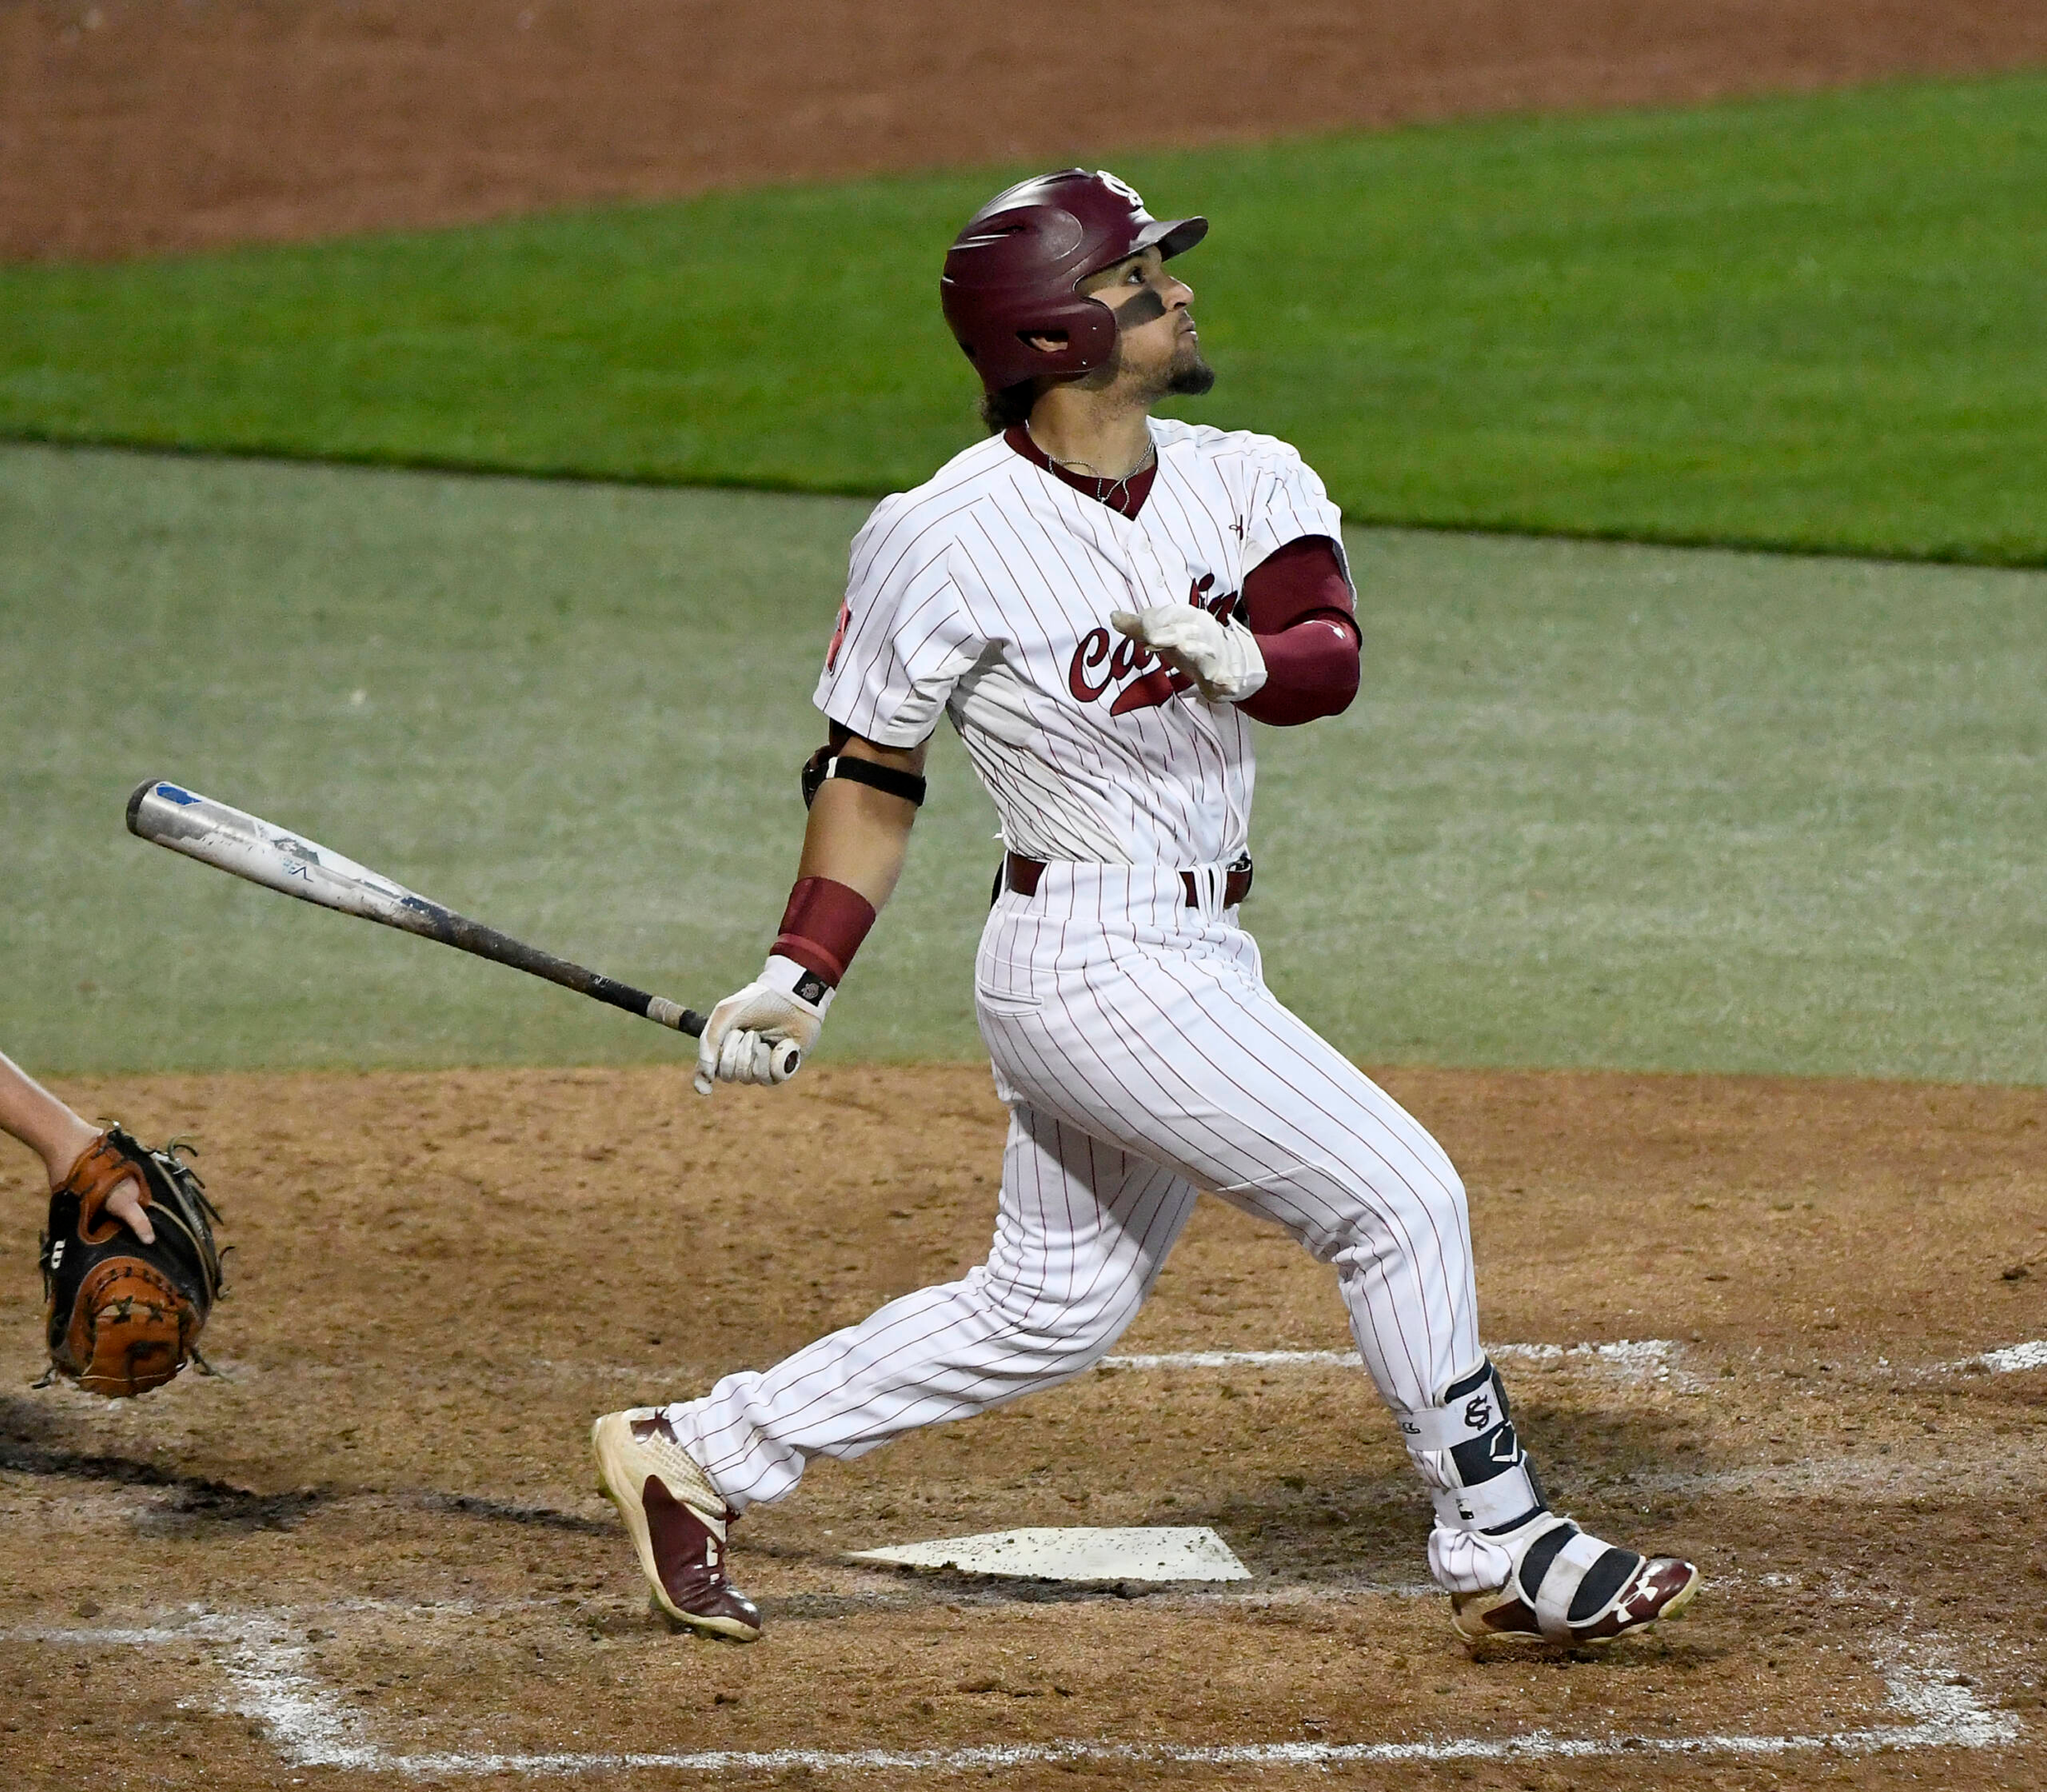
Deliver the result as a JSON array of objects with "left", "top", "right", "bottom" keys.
[
  {"left": 2, "top": 75, "right": 2044, "bottom": 564},
  {"left": 5, "top": 444, "right": 2045, "bottom": 1083}
]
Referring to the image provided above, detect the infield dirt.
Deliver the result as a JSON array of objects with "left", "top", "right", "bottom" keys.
[
  {"left": 2, "top": 1062, "right": 2043, "bottom": 1788},
  {"left": 8, "top": 0, "right": 2047, "bottom": 261}
]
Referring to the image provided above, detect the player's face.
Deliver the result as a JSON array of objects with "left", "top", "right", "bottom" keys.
[{"left": 1083, "top": 249, "right": 1213, "bottom": 400}]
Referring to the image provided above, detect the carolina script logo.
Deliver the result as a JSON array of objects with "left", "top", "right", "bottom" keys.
[{"left": 1068, "top": 575, "right": 1239, "bottom": 715}]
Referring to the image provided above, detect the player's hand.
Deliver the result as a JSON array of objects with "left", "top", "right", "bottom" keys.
[
  {"left": 41, "top": 1125, "right": 155, "bottom": 1244},
  {"left": 100, "top": 1173, "right": 156, "bottom": 1244},
  {"left": 1110, "top": 604, "right": 1267, "bottom": 703},
  {"left": 693, "top": 956, "right": 831, "bottom": 1096}
]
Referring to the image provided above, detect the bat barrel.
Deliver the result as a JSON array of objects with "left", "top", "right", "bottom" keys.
[
  {"left": 128, "top": 778, "right": 429, "bottom": 929},
  {"left": 127, "top": 777, "right": 724, "bottom": 1047}
]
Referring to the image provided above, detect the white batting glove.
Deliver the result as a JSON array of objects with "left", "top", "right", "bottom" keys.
[
  {"left": 1109, "top": 604, "right": 1267, "bottom": 703},
  {"left": 693, "top": 954, "right": 831, "bottom": 1096}
]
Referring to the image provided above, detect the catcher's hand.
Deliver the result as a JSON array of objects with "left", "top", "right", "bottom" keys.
[{"left": 40, "top": 1127, "right": 225, "bottom": 1398}]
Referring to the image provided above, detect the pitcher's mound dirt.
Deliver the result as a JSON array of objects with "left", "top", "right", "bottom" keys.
[
  {"left": 2, "top": 1063, "right": 2043, "bottom": 1789},
  {"left": 7, "top": 1, "right": 2047, "bottom": 261}
]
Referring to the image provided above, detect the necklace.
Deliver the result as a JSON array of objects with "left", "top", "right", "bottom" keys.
[{"left": 1025, "top": 422, "right": 1156, "bottom": 506}]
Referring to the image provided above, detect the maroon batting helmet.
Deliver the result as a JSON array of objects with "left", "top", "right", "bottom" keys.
[{"left": 939, "top": 169, "right": 1208, "bottom": 395}]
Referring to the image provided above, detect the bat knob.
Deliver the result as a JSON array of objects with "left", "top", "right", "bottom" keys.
[{"left": 768, "top": 1040, "right": 803, "bottom": 1084}]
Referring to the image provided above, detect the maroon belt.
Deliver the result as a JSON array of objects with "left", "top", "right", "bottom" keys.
[{"left": 1002, "top": 852, "right": 1253, "bottom": 909}]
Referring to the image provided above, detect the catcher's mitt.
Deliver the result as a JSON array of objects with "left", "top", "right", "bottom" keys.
[{"left": 39, "top": 1127, "right": 225, "bottom": 1398}]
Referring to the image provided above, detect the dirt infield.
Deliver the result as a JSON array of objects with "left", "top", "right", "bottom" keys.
[
  {"left": 6, "top": 1, "right": 2047, "bottom": 261},
  {"left": 3, "top": 1062, "right": 2043, "bottom": 1788}
]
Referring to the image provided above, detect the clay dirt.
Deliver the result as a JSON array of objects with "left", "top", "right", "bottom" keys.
[
  {"left": 7, "top": 0, "right": 2047, "bottom": 261},
  {"left": 3, "top": 1063, "right": 2043, "bottom": 1788}
]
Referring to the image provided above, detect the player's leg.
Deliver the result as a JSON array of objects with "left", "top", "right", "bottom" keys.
[
  {"left": 675, "top": 1103, "right": 1198, "bottom": 1505},
  {"left": 982, "top": 884, "right": 1697, "bottom": 1646},
  {"left": 984, "top": 918, "right": 1478, "bottom": 1411},
  {"left": 592, "top": 1100, "right": 1201, "bottom": 1639}
]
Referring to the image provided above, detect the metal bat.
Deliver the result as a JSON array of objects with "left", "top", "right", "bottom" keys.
[{"left": 124, "top": 779, "right": 800, "bottom": 1081}]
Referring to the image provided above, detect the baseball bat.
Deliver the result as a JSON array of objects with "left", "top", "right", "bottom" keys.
[{"left": 124, "top": 779, "right": 800, "bottom": 1080}]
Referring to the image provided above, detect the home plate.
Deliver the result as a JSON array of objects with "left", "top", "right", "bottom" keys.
[{"left": 850, "top": 1526, "right": 1251, "bottom": 1583}]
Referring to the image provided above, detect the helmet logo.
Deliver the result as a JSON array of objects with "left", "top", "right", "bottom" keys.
[{"left": 1094, "top": 170, "right": 1148, "bottom": 213}]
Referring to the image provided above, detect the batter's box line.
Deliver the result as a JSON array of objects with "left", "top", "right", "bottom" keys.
[
  {"left": 524, "top": 1337, "right": 1701, "bottom": 1390},
  {"left": 1948, "top": 1338, "right": 2047, "bottom": 1376},
  {"left": 1099, "top": 1338, "right": 1697, "bottom": 1387},
  {"left": 12, "top": 1613, "right": 2018, "bottom": 1778}
]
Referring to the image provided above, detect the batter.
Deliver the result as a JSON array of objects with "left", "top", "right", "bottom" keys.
[{"left": 592, "top": 169, "right": 1699, "bottom": 1649}]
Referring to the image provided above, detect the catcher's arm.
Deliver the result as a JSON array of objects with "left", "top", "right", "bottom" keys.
[
  {"left": 0, "top": 1048, "right": 154, "bottom": 1241},
  {"left": 693, "top": 732, "right": 927, "bottom": 1094}
]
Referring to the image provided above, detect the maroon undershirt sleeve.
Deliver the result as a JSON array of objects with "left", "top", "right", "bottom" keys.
[
  {"left": 1235, "top": 535, "right": 1361, "bottom": 726},
  {"left": 773, "top": 874, "right": 877, "bottom": 987}
]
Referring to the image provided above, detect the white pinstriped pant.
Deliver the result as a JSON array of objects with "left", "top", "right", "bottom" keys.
[{"left": 669, "top": 862, "right": 1483, "bottom": 1513}]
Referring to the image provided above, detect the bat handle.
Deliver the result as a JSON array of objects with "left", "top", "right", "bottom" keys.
[
  {"left": 646, "top": 997, "right": 803, "bottom": 1083},
  {"left": 648, "top": 997, "right": 710, "bottom": 1037}
]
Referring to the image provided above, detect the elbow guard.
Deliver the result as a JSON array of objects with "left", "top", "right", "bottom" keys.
[{"left": 800, "top": 745, "right": 928, "bottom": 811}]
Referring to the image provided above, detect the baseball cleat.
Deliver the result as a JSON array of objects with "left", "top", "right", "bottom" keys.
[
  {"left": 1449, "top": 1517, "right": 1699, "bottom": 1650},
  {"left": 591, "top": 1407, "right": 763, "bottom": 1643}
]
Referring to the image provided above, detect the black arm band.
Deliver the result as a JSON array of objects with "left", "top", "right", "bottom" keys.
[{"left": 800, "top": 746, "right": 927, "bottom": 810}]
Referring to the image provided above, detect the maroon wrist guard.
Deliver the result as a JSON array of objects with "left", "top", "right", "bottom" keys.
[{"left": 772, "top": 876, "right": 878, "bottom": 987}]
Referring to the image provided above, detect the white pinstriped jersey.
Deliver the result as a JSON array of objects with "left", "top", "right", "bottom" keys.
[
  {"left": 675, "top": 421, "right": 1491, "bottom": 1537},
  {"left": 813, "top": 419, "right": 1349, "bottom": 867}
]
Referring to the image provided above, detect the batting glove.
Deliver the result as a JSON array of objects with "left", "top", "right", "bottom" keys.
[
  {"left": 1109, "top": 604, "right": 1267, "bottom": 704},
  {"left": 693, "top": 954, "right": 830, "bottom": 1096}
]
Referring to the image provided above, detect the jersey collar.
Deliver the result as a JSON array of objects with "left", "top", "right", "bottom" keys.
[{"left": 1003, "top": 425, "right": 1157, "bottom": 521}]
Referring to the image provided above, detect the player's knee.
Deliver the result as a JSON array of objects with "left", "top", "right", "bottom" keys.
[
  {"left": 1313, "top": 1165, "right": 1469, "bottom": 1264},
  {"left": 979, "top": 1269, "right": 1142, "bottom": 1370},
  {"left": 1070, "top": 1280, "right": 1146, "bottom": 1356},
  {"left": 1415, "top": 1166, "right": 1469, "bottom": 1234}
]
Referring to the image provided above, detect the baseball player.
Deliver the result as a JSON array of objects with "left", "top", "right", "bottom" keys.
[{"left": 592, "top": 169, "right": 1699, "bottom": 1649}]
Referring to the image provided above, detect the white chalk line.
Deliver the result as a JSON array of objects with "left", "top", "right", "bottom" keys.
[
  {"left": 1102, "top": 1333, "right": 2047, "bottom": 1390},
  {"left": 219, "top": 1336, "right": 2047, "bottom": 1395},
  {"left": 17, "top": 1612, "right": 2018, "bottom": 1777},
  {"left": 522, "top": 1337, "right": 1692, "bottom": 1386},
  {"left": 1102, "top": 1339, "right": 1684, "bottom": 1381},
  {"left": 1957, "top": 1338, "right": 2047, "bottom": 1375}
]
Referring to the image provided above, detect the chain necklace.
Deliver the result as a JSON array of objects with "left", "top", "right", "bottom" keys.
[{"left": 1026, "top": 421, "right": 1156, "bottom": 509}]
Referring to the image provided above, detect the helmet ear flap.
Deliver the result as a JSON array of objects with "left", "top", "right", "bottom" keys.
[
  {"left": 1006, "top": 292, "right": 1119, "bottom": 383},
  {"left": 1073, "top": 293, "right": 1119, "bottom": 365},
  {"left": 1046, "top": 295, "right": 1119, "bottom": 375}
]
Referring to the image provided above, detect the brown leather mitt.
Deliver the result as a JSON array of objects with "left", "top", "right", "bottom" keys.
[{"left": 40, "top": 1127, "right": 225, "bottom": 1397}]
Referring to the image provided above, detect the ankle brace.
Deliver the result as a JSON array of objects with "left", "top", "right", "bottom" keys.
[{"left": 1398, "top": 1357, "right": 1549, "bottom": 1534}]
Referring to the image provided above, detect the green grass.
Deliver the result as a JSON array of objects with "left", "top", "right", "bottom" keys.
[
  {"left": 3, "top": 74, "right": 2045, "bottom": 562},
  {"left": 6, "top": 443, "right": 2045, "bottom": 1082}
]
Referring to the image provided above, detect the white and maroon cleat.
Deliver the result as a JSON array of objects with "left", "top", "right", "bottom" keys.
[
  {"left": 591, "top": 1407, "right": 763, "bottom": 1642},
  {"left": 1450, "top": 1516, "right": 1699, "bottom": 1649}
]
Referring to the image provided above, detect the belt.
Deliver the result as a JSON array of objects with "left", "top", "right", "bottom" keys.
[{"left": 1001, "top": 852, "right": 1253, "bottom": 909}]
